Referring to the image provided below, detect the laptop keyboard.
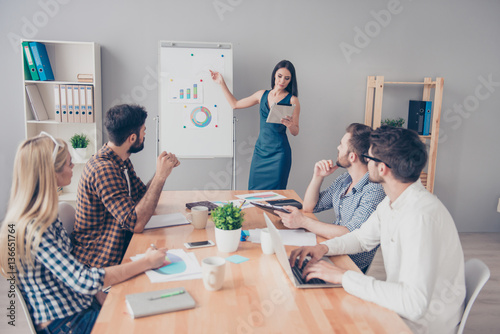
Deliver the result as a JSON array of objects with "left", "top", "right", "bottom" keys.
[{"left": 292, "top": 259, "right": 327, "bottom": 285}]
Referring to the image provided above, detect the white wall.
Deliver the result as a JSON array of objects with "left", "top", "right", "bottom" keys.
[{"left": 1, "top": 0, "right": 499, "bottom": 232}]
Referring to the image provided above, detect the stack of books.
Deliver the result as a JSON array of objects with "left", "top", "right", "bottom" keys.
[{"left": 22, "top": 41, "right": 54, "bottom": 81}]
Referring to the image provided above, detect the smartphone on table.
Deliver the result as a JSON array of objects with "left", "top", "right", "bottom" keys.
[{"left": 184, "top": 240, "right": 215, "bottom": 249}]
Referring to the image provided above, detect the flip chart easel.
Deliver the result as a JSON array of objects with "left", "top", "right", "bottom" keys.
[{"left": 157, "top": 41, "right": 236, "bottom": 188}]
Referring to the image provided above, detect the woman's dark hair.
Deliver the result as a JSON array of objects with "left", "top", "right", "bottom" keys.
[
  {"left": 104, "top": 104, "right": 148, "bottom": 146},
  {"left": 370, "top": 126, "right": 428, "bottom": 183},
  {"left": 271, "top": 60, "right": 298, "bottom": 97}
]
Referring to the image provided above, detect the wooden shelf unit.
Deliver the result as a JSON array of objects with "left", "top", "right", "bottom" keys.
[
  {"left": 21, "top": 39, "right": 102, "bottom": 202},
  {"left": 364, "top": 76, "right": 444, "bottom": 193}
]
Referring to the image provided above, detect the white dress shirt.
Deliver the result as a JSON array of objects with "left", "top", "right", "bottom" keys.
[{"left": 322, "top": 180, "right": 465, "bottom": 334}]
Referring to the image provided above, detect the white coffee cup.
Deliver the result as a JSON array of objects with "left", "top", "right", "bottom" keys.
[
  {"left": 202, "top": 256, "right": 226, "bottom": 291},
  {"left": 187, "top": 206, "right": 209, "bottom": 229},
  {"left": 260, "top": 228, "right": 274, "bottom": 255}
]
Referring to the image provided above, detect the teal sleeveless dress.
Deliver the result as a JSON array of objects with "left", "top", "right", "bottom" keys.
[{"left": 248, "top": 90, "right": 292, "bottom": 190}]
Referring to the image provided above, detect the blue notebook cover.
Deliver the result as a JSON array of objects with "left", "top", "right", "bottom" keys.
[{"left": 29, "top": 42, "right": 54, "bottom": 81}]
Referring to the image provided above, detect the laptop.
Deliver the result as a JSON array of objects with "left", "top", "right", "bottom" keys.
[{"left": 263, "top": 213, "right": 341, "bottom": 288}]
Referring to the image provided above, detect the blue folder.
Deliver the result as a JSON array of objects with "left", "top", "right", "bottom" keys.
[
  {"left": 29, "top": 42, "right": 54, "bottom": 81},
  {"left": 422, "top": 101, "right": 432, "bottom": 136}
]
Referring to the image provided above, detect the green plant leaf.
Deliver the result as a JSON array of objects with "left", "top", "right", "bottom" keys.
[
  {"left": 212, "top": 202, "right": 244, "bottom": 230},
  {"left": 69, "top": 133, "right": 90, "bottom": 149},
  {"left": 381, "top": 117, "right": 405, "bottom": 128}
]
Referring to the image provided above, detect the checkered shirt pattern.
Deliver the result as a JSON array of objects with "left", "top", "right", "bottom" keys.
[
  {"left": 17, "top": 219, "right": 105, "bottom": 325},
  {"left": 314, "top": 172, "right": 386, "bottom": 272},
  {"left": 73, "top": 144, "right": 147, "bottom": 268}
]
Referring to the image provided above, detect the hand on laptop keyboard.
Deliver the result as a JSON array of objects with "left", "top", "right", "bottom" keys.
[
  {"left": 289, "top": 244, "right": 329, "bottom": 269},
  {"left": 292, "top": 258, "right": 327, "bottom": 285},
  {"left": 299, "top": 258, "right": 347, "bottom": 285}
]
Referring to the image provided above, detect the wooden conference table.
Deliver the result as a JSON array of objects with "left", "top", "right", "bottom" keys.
[{"left": 92, "top": 190, "right": 410, "bottom": 334}]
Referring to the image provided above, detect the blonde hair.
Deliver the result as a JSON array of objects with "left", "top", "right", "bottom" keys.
[{"left": 0, "top": 135, "right": 68, "bottom": 276}]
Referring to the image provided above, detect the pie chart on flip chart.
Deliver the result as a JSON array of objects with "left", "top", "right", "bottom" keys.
[
  {"left": 153, "top": 253, "right": 187, "bottom": 275},
  {"left": 190, "top": 106, "right": 212, "bottom": 127}
]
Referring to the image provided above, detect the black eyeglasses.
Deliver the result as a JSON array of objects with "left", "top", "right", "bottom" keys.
[{"left": 361, "top": 154, "right": 392, "bottom": 168}]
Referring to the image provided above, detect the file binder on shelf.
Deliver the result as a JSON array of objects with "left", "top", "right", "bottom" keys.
[
  {"left": 29, "top": 42, "right": 54, "bottom": 81},
  {"left": 23, "top": 53, "right": 32, "bottom": 80},
  {"left": 73, "top": 85, "right": 81, "bottom": 123},
  {"left": 422, "top": 101, "right": 432, "bottom": 136},
  {"left": 67, "top": 85, "right": 74, "bottom": 123},
  {"left": 408, "top": 100, "right": 432, "bottom": 135},
  {"left": 22, "top": 41, "right": 39, "bottom": 81},
  {"left": 79, "top": 86, "right": 87, "bottom": 123},
  {"left": 54, "top": 85, "right": 61, "bottom": 122},
  {"left": 86, "top": 86, "right": 94, "bottom": 123},
  {"left": 60, "top": 85, "right": 68, "bottom": 122},
  {"left": 25, "top": 85, "right": 49, "bottom": 121}
]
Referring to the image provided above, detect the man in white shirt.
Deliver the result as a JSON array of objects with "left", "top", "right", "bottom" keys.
[{"left": 290, "top": 126, "right": 465, "bottom": 334}]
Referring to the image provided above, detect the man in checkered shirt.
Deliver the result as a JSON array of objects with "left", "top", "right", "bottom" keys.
[
  {"left": 276, "top": 123, "right": 385, "bottom": 272},
  {"left": 73, "top": 104, "right": 180, "bottom": 268}
]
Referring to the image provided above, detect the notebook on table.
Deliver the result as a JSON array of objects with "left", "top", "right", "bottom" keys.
[
  {"left": 125, "top": 287, "right": 195, "bottom": 319},
  {"left": 185, "top": 201, "right": 219, "bottom": 213},
  {"left": 263, "top": 213, "right": 340, "bottom": 288}
]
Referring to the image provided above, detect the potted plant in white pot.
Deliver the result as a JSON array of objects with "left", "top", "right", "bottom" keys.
[
  {"left": 212, "top": 203, "right": 244, "bottom": 253},
  {"left": 70, "top": 133, "right": 90, "bottom": 162}
]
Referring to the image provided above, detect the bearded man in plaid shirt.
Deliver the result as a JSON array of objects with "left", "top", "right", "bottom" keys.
[{"left": 73, "top": 104, "right": 180, "bottom": 267}]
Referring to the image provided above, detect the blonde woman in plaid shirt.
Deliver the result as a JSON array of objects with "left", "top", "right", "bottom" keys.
[{"left": 0, "top": 134, "right": 168, "bottom": 334}]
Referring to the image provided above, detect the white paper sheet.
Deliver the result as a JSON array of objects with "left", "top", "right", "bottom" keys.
[{"left": 248, "top": 228, "right": 317, "bottom": 247}]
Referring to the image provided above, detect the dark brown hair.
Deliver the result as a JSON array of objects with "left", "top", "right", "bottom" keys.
[
  {"left": 345, "top": 123, "right": 372, "bottom": 165},
  {"left": 370, "top": 126, "right": 427, "bottom": 183}
]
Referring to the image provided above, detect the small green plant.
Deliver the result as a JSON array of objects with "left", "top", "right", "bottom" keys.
[
  {"left": 212, "top": 203, "right": 244, "bottom": 230},
  {"left": 70, "top": 133, "right": 90, "bottom": 149},
  {"left": 381, "top": 117, "right": 405, "bottom": 128}
]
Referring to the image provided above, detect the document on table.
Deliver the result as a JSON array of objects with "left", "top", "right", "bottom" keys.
[
  {"left": 235, "top": 191, "right": 287, "bottom": 202},
  {"left": 212, "top": 199, "right": 254, "bottom": 209},
  {"left": 144, "top": 213, "right": 189, "bottom": 230},
  {"left": 248, "top": 228, "right": 317, "bottom": 246},
  {"left": 131, "top": 249, "right": 202, "bottom": 283}
]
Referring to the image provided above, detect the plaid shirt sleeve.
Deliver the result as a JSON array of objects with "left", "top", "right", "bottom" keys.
[{"left": 36, "top": 222, "right": 105, "bottom": 294}]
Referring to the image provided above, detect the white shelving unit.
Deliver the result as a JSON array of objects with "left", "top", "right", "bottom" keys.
[{"left": 22, "top": 39, "right": 102, "bottom": 202}]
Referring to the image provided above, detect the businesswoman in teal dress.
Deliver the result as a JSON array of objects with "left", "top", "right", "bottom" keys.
[{"left": 210, "top": 60, "right": 300, "bottom": 190}]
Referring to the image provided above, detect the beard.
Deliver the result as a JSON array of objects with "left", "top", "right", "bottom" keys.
[
  {"left": 128, "top": 137, "right": 145, "bottom": 154},
  {"left": 336, "top": 152, "right": 351, "bottom": 169}
]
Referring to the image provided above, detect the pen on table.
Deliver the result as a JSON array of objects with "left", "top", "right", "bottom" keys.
[
  {"left": 149, "top": 290, "right": 185, "bottom": 301},
  {"left": 150, "top": 243, "right": 157, "bottom": 250},
  {"left": 239, "top": 200, "right": 246, "bottom": 209}
]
